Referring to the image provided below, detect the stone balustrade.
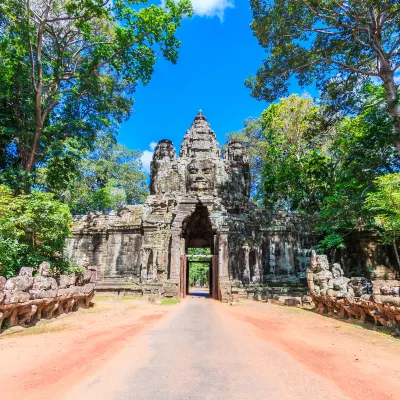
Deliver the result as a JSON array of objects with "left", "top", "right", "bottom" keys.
[
  {"left": 0, "top": 262, "right": 97, "bottom": 330},
  {"left": 307, "top": 250, "right": 400, "bottom": 332}
]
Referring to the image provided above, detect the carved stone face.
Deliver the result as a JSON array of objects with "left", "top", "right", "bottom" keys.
[
  {"left": 154, "top": 140, "right": 175, "bottom": 161},
  {"left": 187, "top": 159, "right": 214, "bottom": 193},
  {"left": 315, "top": 255, "right": 329, "bottom": 272},
  {"left": 228, "top": 141, "right": 245, "bottom": 162}
]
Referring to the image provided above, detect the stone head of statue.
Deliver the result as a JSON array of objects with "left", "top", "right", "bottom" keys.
[
  {"left": 39, "top": 261, "right": 51, "bottom": 277},
  {"left": 332, "top": 263, "right": 344, "bottom": 279},
  {"left": 154, "top": 139, "right": 175, "bottom": 161},
  {"left": 187, "top": 159, "right": 214, "bottom": 194},
  {"left": 228, "top": 141, "right": 247, "bottom": 162},
  {"left": 78, "top": 254, "right": 90, "bottom": 268},
  {"left": 314, "top": 254, "right": 329, "bottom": 272}
]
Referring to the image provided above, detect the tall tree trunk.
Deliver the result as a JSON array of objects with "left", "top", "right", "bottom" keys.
[
  {"left": 24, "top": 105, "right": 43, "bottom": 173},
  {"left": 393, "top": 240, "right": 400, "bottom": 272},
  {"left": 382, "top": 73, "right": 400, "bottom": 155}
]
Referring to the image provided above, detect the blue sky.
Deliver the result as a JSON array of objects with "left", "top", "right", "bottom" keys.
[{"left": 118, "top": 0, "right": 310, "bottom": 172}]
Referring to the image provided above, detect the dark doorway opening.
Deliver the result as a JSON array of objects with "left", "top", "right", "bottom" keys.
[{"left": 180, "top": 204, "right": 219, "bottom": 299}]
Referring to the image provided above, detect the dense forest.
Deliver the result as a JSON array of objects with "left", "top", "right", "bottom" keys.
[
  {"left": 0, "top": 0, "right": 192, "bottom": 276},
  {"left": 1, "top": 0, "right": 399, "bottom": 276}
]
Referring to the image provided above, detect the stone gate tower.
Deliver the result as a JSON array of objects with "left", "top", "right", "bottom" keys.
[
  {"left": 69, "top": 111, "right": 315, "bottom": 300},
  {"left": 141, "top": 110, "right": 251, "bottom": 299}
]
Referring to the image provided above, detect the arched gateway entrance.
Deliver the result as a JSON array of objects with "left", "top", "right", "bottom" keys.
[
  {"left": 69, "top": 111, "right": 317, "bottom": 302},
  {"left": 179, "top": 204, "right": 219, "bottom": 299}
]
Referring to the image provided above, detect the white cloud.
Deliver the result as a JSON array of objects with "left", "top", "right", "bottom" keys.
[
  {"left": 141, "top": 142, "right": 157, "bottom": 174},
  {"left": 149, "top": 141, "right": 157, "bottom": 151},
  {"left": 162, "top": 0, "right": 234, "bottom": 21}
]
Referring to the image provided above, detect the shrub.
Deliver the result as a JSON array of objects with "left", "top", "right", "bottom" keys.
[{"left": 0, "top": 185, "right": 72, "bottom": 277}]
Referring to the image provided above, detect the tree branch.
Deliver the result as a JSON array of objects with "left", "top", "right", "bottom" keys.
[{"left": 27, "top": 0, "right": 37, "bottom": 92}]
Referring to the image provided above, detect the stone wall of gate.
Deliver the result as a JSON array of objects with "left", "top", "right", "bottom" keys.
[
  {"left": 67, "top": 207, "right": 144, "bottom": 286},
  {"left": 67, "top": 111, "right": 398, "bottom": 300}
]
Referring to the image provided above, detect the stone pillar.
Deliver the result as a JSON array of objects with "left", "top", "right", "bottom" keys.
[
  {"left": 141, "top": 248, "right": 150, "bottom": 281},
  {"left": 152, "top": 249, "right": 158, "bottom": 282},
  {"left": 252, "top": 247, "right": 261, "bottom": 283},
  {"left": 169, "top": 230, "right": 181, "bottom": 281},
  {"left": 218, "top": 233, "right": 230, "bottom": 301},
  {"left": 218, "top": 233, "right": 229, "bottom": 278},
  {"left": 243, "top": 244, "right": 250, "bottom": 285},
  {"left": 180, "top": 237, "right": 186, "bottom": 256}
]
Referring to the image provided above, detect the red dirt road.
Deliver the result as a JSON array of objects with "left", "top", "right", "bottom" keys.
[
  {"left": 0, "top": 298, "right": 174, "bottom": 400},
  {"left": 1, "top": 295, "right": 399, "bottom": 399},
  {"left": 226, "top": 301, "right": 400, "bottom": 400}
]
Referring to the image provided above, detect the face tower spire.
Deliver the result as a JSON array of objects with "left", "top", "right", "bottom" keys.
[{"left": 179, "top": 110, "right": 220, "bottom": 160}]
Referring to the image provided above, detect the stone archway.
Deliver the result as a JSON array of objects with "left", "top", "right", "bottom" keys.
[{"left": 178, "top": 204, "right": 219, "bottom": 299}]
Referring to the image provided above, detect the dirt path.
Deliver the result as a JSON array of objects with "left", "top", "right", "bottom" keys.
[
  {"left": 1, "top": 295, "right": 399, "bottom": 400},
  {"left": 0, "top": 296, "right": 177, "bottom": 400},
  {"left": 223, "top": 300, "right": 400, "bottom": 400}
]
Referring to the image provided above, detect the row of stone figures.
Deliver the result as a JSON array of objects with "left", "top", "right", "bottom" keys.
[
  {"left": 0, "top": 261, "right": 97, "bottom": 330},
  {"left": 307, "top": 251, "right": 400, "bottom": 332}
]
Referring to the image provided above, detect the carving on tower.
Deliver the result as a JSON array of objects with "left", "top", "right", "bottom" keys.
[
  {"left": 180, "top": 110, "right": 220, "bottom": 160},
  {"left": 150, "top": 139, "right": 178, "bottom": 196},
  {"left": 148, "top": 110, "right": 250, "bottom": 203},
  {"left": 70, "top": 110, "right": 318, "bottom": 301}
]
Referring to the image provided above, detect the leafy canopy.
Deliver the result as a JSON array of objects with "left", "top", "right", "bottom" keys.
[
  {"left": 230, "top": 86, "right": 400, "bottom": 251},
  {"left": 247, "top": 0, "right": 400, "bottom": 153},
  {"left": 248, "top": 0, "right": 400, "bottom": 100},
  {"left": 0, "top": 0, "right": 193, "bottom": 182},
  {"left": 37, "top": 137, "right": 148, "bottom": 214},
  {"left": 366, "top": 173, "right": 400, "bottom": 245},
  {"left": 0, "top": 185, "right": 72, "bottom": 277}
]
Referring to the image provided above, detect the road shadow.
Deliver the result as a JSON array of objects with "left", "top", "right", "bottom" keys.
[{"left": 188, "top": 288, "right": 210, "bottom": 298}]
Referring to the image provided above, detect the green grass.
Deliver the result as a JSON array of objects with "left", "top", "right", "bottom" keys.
[
  {"left": 122, "top": 295, "right": 138, "bottom": 301},
  {"left": 83, "top": 304, "right": 111, "bottom": 313},
  {"left": 161, "top": 299, "right": 180, "bottom": 305},
  {"left": 0, "top": 323, "right": 71, "bottom": 339},
  {"left": 94, "top": 296, "right": 114, "bottom": 301}
]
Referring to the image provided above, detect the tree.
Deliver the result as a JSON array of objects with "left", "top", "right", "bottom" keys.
[
  {"left": 39, "top": 137, "right": 148, "bottom": 214},
  {"left": 0, "top": 0, "right": 192, "bottom": 181},
  {"left": 365, "top": 173, "right": 400, "bottom": 268},
  {"left": 229, "top": 93, "right": 331, "bottom": 211},
  {"left": 247, "top": 1, "right": 400, "bottom": 152},
  {"left": 230, "top": 88, "right": 400, "bottom": 251},
  {"left": 188, "top": 248, "right": 210, "bottom": 287},
  {"left": 318, "top": 84, "right": 399, "bottom": 249},
  {"left": 0, "top": 184, "right": 72, "bottom": 277}
]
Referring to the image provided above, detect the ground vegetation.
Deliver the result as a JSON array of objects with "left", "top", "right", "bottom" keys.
[{"left": 0, "top": 184, "right": 71, "bottom": 277}]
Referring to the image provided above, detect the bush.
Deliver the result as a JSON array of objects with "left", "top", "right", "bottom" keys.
[{"left": 0, "top": 185, "right": 72, "bottom": 277}]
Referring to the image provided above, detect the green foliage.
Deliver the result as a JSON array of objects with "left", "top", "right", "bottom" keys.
[
  {"left": 39, "top": 137, "right": 148, "bottom": 213},
  {"left": 122, "top": 295, "right": 138, "bottom": 301},
  {"left": 189, "top": 262, "right": 209, "bottom": 287},
  {"left": 0, "top": 185, "right": 72, "bottom": 277},
  {"left": 229, "top": 94, "right": 331, "bottom": 211},
  {"left": 366, "top": 173, "right": 400, "bottom": 245},
  {"left": 247, "top": 1, "right": 400, "bottom": 105},
  {"left": 161, "top": 299, "right": 180, "bottom": 305},
  {"left": 187, "top": 248, "right": 210, "bottom": 286},
  {"left": 64, "top": 265, "right": 86, "bottom": 275},
  {"left": 232, "top": 86, "right": 400, "bottom": 251},
  {"left": 0, "top": 0, "right": 193, "bottom": 184}
]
